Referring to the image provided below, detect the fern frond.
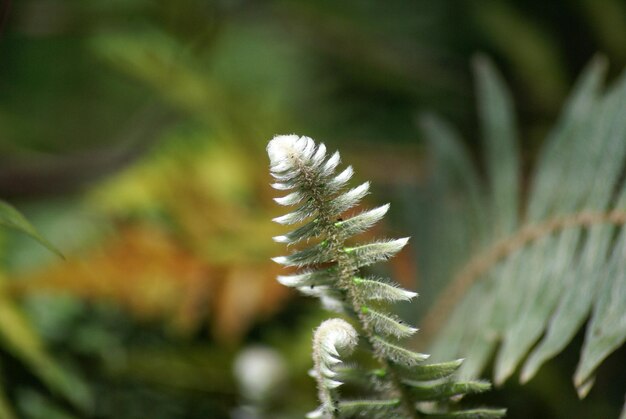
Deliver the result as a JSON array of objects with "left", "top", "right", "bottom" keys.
[
  {"left": 416, "top": 55, "right": 626, "bottom": 402},
  {"left": 269, "top": 134, "right": 503, "bottom": 418},
  {"left": 309, "top": 319, "right": 359, "bottom": 418}
]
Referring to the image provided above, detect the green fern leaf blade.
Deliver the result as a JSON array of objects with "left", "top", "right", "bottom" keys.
[
  {"left": 455, "top": 306, "right": 498, "bottom": 380},
  {"left": 419, "top": 408, "right": 507, "bottom": 419},
  {"left": 322, "top": 151, "right": 341, "bottom": 174},
  {"left": 334, "top": 365, "right": 387, "bottom": 390},
  {"left": 333, "top": 366, "right": 371, "bottom": 388},
  {"left": 414, "top": 112, "right": 490, "bottom": 321},
  {"left": 277, "top": 268, "right": 337, "bottom": 288},
  {"left": 327, "top": 182, "right": 370, "bottom": 217},
  {"left": 346, "top": 238, "right": 409, "bottom": 268},
  {"left": 362, "top": 307, "right": 417, "bottom": 339},
  {"left": 270, "top": 180, "right": 295, "bottom": 191},
  {"left": 494, "top": 229, "right": 582, "bottom": 384},
  {"left": 335, "top": 204, "right": 390, "bottom": 239},
  {"left": 272, "top": 200, "right": 317, "bottom": 225},
  {"left": 274, "top": 190, "right": 306, "bottom": 206},
  {"left": 521, "top": 225, "right": 613, "bottom": 383},
  {"left": 337, "top": 399, "right": 400, "bottom": 418},
  {"left": 298, "top": 284, "right": 343, "bottom": 301},
  {"left": 272, "top": 241, "right": 334, "bottom": 267},
  {"left": 372, "top": 336, "right": 429, "bottom": 366},
  {"left": 398, "top": 359, "right": 464, "bottom": 382},
  {"left": 407, "top": 379, "right": 491, "bottom": 401},
  {"left": 419, "top": 112, "right": 487, "bottom": 240},
  {"left": 326, "top": 166, "right": 355, "bottom": 195},
  {"left": 428, "top": 278, "right": 496, "bottom": 373},
  {"left": 575, "top": 230, "right": 626, "bottom": 390},
  {"left": 273, "top": 219, "right": 321, "bottom": 244},
  {"left": 474, "top": 55, "right": 520, "bottom": 237},
  {"left": 527, "top": 56, "right": 608, "bottom": 220},
  {"left": 353, "top": 277, "right": 417, "bottom": 302}
]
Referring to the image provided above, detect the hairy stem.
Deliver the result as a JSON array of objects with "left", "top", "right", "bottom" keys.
[{"left": 328, "top": 232, "right": 417, "bottom": 419}]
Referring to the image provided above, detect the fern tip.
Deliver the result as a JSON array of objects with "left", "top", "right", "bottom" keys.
[{"left": 268, "top": 134, "right": 309, "bottom": 166}]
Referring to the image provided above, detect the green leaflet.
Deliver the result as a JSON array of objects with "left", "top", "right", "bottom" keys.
[
  {"left": 417, "top": 408, "right": 508, "bottom": 419},
  {"left": 474, "top": 55, "right": 520, "bottom": 238},
  {"left": 273, "top": 217, "right": 321, "bottom": 244},
  {"left": 398, "top": 359, "right": 463, "bottom": 382},
  {"left": 272, "top": 240, "right": 334, "bottom": 267},
  {"left": 345, "top": 238, "right": 410, "bottom": 268},
  {"left": 277, "top": 268, "right": 337, "bottom": 288},
  {"left": 353, "top": 277, "right": 417, "bottom": 302},
  {"left": 406, "top": 380, "right": 491, "bottom": 401},
  {"left": 333, "top": 365, "right": 387, "bottom": 390},
  {"left": 337, "top": 399, "right": 400, "bottom": 418},
  {"left": 362, "top": 307, "right": 418, "bottom": 339},
  {"left": 372, "top": 336, "right": 430, "bottom": 366},
  {"left": 334, "top": 204, "right": 389, "bottom": 239}
]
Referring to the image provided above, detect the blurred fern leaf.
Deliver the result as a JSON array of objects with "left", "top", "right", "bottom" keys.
[
  {"left": 0, "top": 381, "right": 16, "bottom": 419},
  {"left": 0, "top": 292, "right": 92, "bottom": 412},
  {"left": 0, "top": 202, "right": 89, "bottom": 414},
  {"left": 418, "top": 55, "right": 626, "bottom": 400},
  {"left": 0, "top": 201, "right": 62, "bottom": 257}
]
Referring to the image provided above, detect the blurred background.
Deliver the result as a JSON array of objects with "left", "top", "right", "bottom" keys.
[{"left": 1, "top": 0, "right": 626, "bottom": 418}]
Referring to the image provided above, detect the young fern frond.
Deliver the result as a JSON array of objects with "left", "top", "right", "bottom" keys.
[
  {"left": 308, "top": 319, "right": 359, "bottom": 419},
  {"left": 269, "top": 135, "right": 505, "bottom": 419}
]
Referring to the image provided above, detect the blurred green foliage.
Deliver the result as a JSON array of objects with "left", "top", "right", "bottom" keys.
[{"left": 1, "top": 0, "right": 626, "bottom": 418}]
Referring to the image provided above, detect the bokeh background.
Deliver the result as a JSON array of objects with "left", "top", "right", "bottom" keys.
[{"left": 1, "top": 1, "right": 626, "bottom": 418}]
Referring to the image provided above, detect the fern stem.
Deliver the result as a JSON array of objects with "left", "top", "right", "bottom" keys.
[
  {"left": 329, "top": 232, "right": 418, "bottom": 419},
  {"left": 421, "top": 209, "right": 626, "bottom": 345}
]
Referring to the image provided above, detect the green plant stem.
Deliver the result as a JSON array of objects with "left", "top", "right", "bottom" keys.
[{"left": 331, "top": 236, "right": 417, "bottom": 419}]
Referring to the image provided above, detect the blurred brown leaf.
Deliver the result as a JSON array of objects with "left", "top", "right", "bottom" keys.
[{"left": 11, "top": 226, "right": 289, "bottom": 342}]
